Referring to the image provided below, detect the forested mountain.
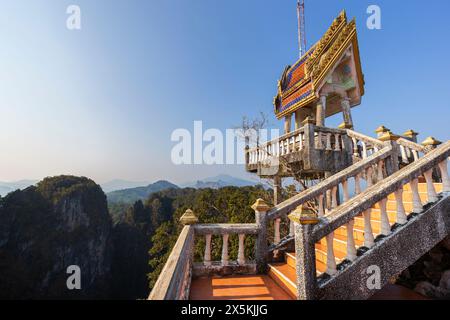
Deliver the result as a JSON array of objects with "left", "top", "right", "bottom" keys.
[
  {"left": 0, "top": 176, "right": 113, "bottom": 299},
  {"left": 0, "top": 175, "right": 272, "bottom": 299},
  {"left": 106, "top": 180, "right": 179, "bottom": 204}
]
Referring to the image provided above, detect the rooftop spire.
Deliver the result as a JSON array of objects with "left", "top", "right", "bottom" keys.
[{"left": 297, "top": 0, "right": 307, "bottom": 57}]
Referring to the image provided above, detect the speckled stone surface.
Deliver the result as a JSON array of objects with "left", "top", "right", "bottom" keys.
[{"left": 316, "top": 195, "right": 449, "bottom": 300}]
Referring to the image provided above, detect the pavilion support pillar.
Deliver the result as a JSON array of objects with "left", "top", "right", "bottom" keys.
[
  {"left": 295, "top": 111, "right": 303, "bottom": 130},
  {"left": 284, "top": 115, "right": 292, "bottom": 134},
  {"left": 273, "top": 176, "right": 282, "bottom": 205},
  {"left": 341, "top": 98, "right": 353, "bottom": 129},
  {"left": 315, "top": 95, "right": 327, "bottom": 127}
]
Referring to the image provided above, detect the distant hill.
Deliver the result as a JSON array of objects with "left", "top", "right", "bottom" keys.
[
  {"left": 106, "top": 180, "right": 179, "bottom": 204},
  {"left": 180, "top": 174, "right": 264, "bottom": 189},
  {"left": 100, "top": 179, "right": 151, "bottom": 193},
  {"left": 0, "top": 180, "right": 38, "bottom": 197}
]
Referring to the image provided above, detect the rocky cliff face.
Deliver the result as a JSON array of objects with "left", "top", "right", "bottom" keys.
[{"left": 0, "top": 176, "right": 113, "bottom": 299}]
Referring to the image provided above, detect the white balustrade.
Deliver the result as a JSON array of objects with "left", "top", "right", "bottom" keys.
[
  {"left": 410, "top": 178, "right": 423, "bottom": 213},
  {"left": 363, "top": 209, "right": 375, "bottom": 248},
  {"left": 334, "top": 134, "right": 341, "bottom": 151},
  {"left": 318, "top": 194, "right": 325, "bottom": 217},
  {"left": 346, "top": 219, "right": 357, "bottom": 261},
  {"left": 438, "top": 159, "right": 450, "bottom": 192},
  {"left": 366, "top": 166, "right": 373, "bottom": 187},
  {"left": 423, "top": 169, "right": 438, "bottom": 202},
  {"left": 400, "top": 145, "right": 408, "bottom": 164},
  {"left": 355, "top": 174, "right": 362, "bottom": 195},
  {"left": 326, "top": 133, "right": 332, "bottom": 150},
  {"left": 352, "top": 137, "right": 359, "bottom": 157},
  {"left": 221, "top": 234, "right": 229, "bottom": 266},
  {"left": 326, "top": 233, "right": 337, "bottom": 275},
  {"left": 379, "top": 198, "right": 391, "bottom": 235},
  {"left": 238, "top": 234, "right": 246, "bottom": 265},
  {"left": 331, "top": 186, "right": 338, "bottom": 209},
  {"left": 204, "top": 234, "right": 212, "bottom": 266},
  {"left": 361, "top": 141, "right": 368, "bottom": 159},
  {"left": 395, "top": 187, "right": 407, "bottom": 224}
]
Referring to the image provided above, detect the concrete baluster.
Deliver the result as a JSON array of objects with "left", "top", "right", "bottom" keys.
[
  {"left": 204, "top": 234, "right": 212, "bottom": 266},
  {"left": 221, "top": 234, "right": 229, "bottom": 266},
  {"left": 410, "top": 178, "right": 423, "bottom": 213},
  {"left": 379, "top": 198, "right": 391, "bottom": 236},
  {"left": 395, "top": 186, "right": 407, "bottom": 224},
  {"left": 363, "top": 209, "right": 375, "bottom": 248},
  {"left": 438, "top": 159, "right": 450, "bottom": 192},
  {"left": 334, "top": 134, "right": 341, "bottom": 151},
  {"left": 424, "top": 169, "right": 438, "bottom": 202},
  {"left": 346, "top": 219, "right": 357, "bottom": 262},
  {"left": 326, "top": 233, "right": 337, "bottom": 275},
  {"left": 238, "top": 234, "right": 246, "bottom": 265}
]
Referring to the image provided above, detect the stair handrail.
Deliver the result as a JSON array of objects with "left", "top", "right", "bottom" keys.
[
  {"left": 246, "top": 127, "right": 306, "bottom": 153},
  {"left": 148, "top": 225, "right": 195, "bottom": 300},
  {"left": 312, "top": 140, "right": 450, "bottom": 242},
  {"left": 396, "top": 137, "right": 425, "bottom": 153},
  {"left": 267, "top": 142, "right": 395, "bottom": 221},
  {"left": 292, "top": 140, "right": 450, "bottom": 299},
  {"left": 346, "top": 129, "right": 385, "bottom": 149}
]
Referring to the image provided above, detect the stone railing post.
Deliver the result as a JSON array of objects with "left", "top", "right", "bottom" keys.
[
  {"left": 252, "top": 198, "right": 270, "bottom": 273},
  {"left": 288, "top": 204, "right": 319, "bottom": 300},
  {"left": 302, "top": 118, "right": 316, "bottom": 170}
]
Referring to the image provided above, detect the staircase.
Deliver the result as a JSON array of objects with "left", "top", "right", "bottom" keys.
[
  {"left": 268, "top": 182, "right": 444, "bottom": 299},
  {"left": 149, "top": 129, "right": 450, "bottom": 301}
]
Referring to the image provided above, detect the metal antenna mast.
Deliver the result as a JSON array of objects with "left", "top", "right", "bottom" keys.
[{"left": 297, "top": 0, "right": 306, "bottom": 57}]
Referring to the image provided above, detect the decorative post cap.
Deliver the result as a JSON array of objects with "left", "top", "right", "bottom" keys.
[
  {"left": 180, "top": 209, "right": 198, "bottom": 225},
  {"left": 338, "top": 122, "right": 353, "bottom": 129},
  {"left": 288, "top": 204, "right": 319, "bottom": 225},
  {"left": 378, "top": 130, "right": 400, "bottom": 142},
  {"left": 421, "top": 136, "right": 442, "bottom": 146},
  {"left": 251, "top": 198, "right": 270, "bottom": 212},
  {"left": 375, "top": 125, "right": 390, "bottom": 134},
  {"left": 403, "top": 129, "right": 419, "bottom": 138},
  {"left": 302, "top": 116, "right": 315, "bottom": 125}
]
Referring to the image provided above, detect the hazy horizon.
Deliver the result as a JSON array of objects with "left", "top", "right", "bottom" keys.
[{"left": 1, "top": 0, "right": 449, "bottom": 184}]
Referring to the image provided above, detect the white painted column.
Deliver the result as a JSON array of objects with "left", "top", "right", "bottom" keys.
[
  {"left": 326, "top": 133, "right": 332, "bottom": 150},
  {"left": 363, "top": 209, "right": 375, "bottom": 248},
  {"left": 204, "top": 234, "right": 212, "bottom": 266},
  {"left": 238, "top": 234, "right": 246, "bottom": 265},
  {"left": 274, "top": 218, "right": 281, "bottom": 245},
  {"left": 395, "top": 187, "right": 407, "bottom": 224},
  {"left": 342, "top": 179, "right": 350, "bottom": 203},
  {"left": 221, "top": 234, "right": 229, "bottom": 266},
  {"left": 341, "top": 98, "right": 353, "bottom": 129},
  {"left": 317, "top": 194, "right": 325, "bottom": 217},
  {"left": 361, "top": 141, "right": 368, "bottom": 159},
  {"left": 355, "top": 173, "right": 362, "bottom": 195},
  {"left": 331, "top": 186, "right": 338, "bottom": 209},
  {"left": 377, "top": 160, "right": 384, "bottom": 182},
  {"left": 400, "top": 145, "right": 408, "bottom": 164},
  {"left": 438, "top": 160, "right": 450, "bottom": 192},
  {"left": 346, "top": 219, "right": 357, "bottom": 261},
  {"left": 424, "top": 169, "right": 439, "bottom": 202},
  {"left": 326, "top": 233, "right": 337, "bottom": 275},
  {"left": 316, "top": 95, "right": 327, "bottom": 127},
  {"left": 379, "top": 198, "right": 391, "bottom": 236},
  {"left": 410, "top": 178, "right": 423, "bottom": 213},
  {"left": 334, "top": 134, "right": 341, "bottom": 151},
  {"left": 352, "top": 137, "right": 359, "bottom": 157},
  {"left": 366, "top": 166, "right": 374, "bottom": 187}
]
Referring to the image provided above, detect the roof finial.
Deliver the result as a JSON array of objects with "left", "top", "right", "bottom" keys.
[{"left": 297, "top": 0, "right": 307, "bottom": 57}]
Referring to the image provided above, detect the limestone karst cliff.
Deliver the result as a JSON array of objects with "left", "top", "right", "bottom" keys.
[{"left": 0, "top": 176, "right": 113, "bottom": 299}]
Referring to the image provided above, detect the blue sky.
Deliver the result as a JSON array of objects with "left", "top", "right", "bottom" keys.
[{"left": 0, "top": 0, "right": 449, "bottom": 184}]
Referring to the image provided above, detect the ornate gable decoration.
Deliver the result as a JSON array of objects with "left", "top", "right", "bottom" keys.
[{"left": 273, "top": 10, "right": 364, "bottom": 119}]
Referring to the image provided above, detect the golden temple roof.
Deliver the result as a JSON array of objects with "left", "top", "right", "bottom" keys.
[{"left": 274, "top": 10, "right": 365, "bottom": 119}]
